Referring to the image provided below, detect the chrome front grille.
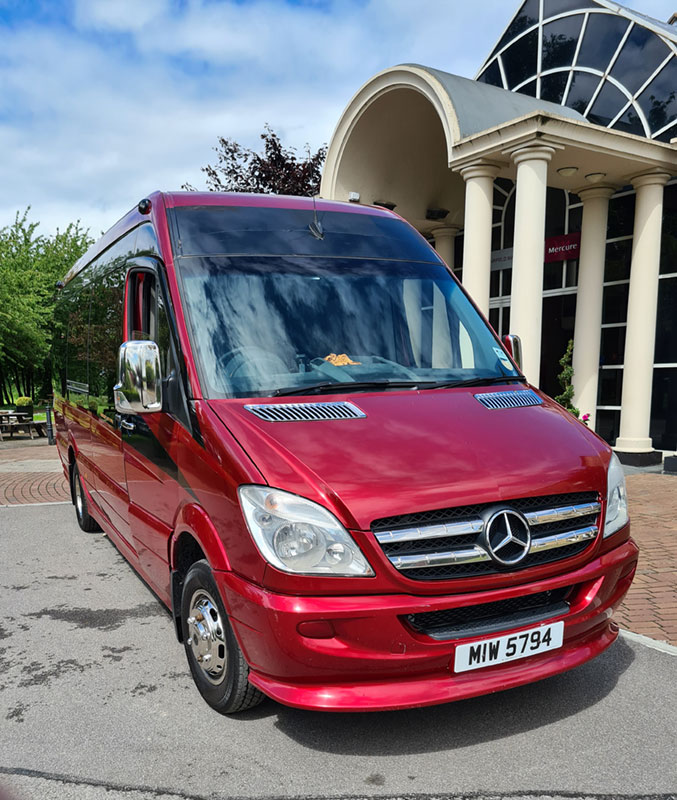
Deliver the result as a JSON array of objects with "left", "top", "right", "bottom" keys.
[{"left": 372, "top": 492, "right": 601, "bottom": 581}]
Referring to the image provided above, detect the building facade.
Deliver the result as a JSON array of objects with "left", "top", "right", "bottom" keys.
[{"left": 320, "top": 0, "right": 677, "bottom": 464}]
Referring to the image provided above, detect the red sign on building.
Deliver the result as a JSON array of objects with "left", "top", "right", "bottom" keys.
[{"left": 544, "top": 232, "right": 581, "bottom": 263}]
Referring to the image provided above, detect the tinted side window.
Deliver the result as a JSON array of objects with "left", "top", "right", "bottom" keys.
[
  {"left": 135, "top": 223, "right": 161, "bottom": 257},
  {"left": 52, "top": 289, "right": 69, "bottom": 400},
  {"left": 65, "top": 270, "right": 91, "bottom": 407},
  {"left": 88, "top": 265, "right": 126, "bottom": 424}
]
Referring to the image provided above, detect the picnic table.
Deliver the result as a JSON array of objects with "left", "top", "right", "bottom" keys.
[{"left": 0, "top": 410, "right": 47, "bottom": 442}]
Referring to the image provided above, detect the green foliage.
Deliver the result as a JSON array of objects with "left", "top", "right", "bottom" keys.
[
  {"left": 0, "top": 209, "right": 93, "bottom": 402},
  {"left": 15, "top": 396, "right": 32, "bottom": 407},
  {"left": 185, "top": 124, "right": 327, "bottom": 196},
  {"left": 554, "top": 339, "right": 580, "bottom": 418}
]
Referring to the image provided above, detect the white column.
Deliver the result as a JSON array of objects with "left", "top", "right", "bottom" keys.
[
  {"left": 572, "top": 186, "right": 616, "bottom": 430},
  {"left": 459, "top": 162, "right": 500, "bottom": 315},
  {"left": 615, "top": 172, "right": 671, "bottom": 454},
  {"left": 509, "top": 144, "right": 555, "bottom": 385},
  {"left": 431, "top": 225, "right": 461, "bottom": 270}
]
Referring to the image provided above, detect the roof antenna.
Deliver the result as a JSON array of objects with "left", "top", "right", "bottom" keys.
[{"left": 308, "top": 195, "right": 324, "bottom": 240}]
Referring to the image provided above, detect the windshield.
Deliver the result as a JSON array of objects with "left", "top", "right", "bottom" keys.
[{"left": 176, "top": 255, "right": 519, "bottom": 399}]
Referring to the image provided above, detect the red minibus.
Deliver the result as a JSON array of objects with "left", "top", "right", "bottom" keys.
[{"left": 53, "top": 191, "right": 637, "bottom": 713}]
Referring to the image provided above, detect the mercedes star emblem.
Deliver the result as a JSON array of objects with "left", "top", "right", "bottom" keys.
[{"left": 483, "top": 508, "right": 532, "bottom": 566}]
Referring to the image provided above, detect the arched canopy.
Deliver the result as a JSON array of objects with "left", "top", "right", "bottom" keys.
[{"left": 321, "top": 64, "right": 584, "bottom": 231}]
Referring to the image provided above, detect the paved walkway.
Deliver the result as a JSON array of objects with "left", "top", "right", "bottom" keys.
[{"left": 0, "top": 439, "right": 675, "bottom": 645}]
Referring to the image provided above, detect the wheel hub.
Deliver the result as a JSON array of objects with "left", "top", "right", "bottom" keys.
[{"left": 186, "top": 590, "right": 227, "bottom": 685}]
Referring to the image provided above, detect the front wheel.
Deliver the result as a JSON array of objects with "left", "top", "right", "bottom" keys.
[{"left": 181, "top": 560, "right": 264, "bottom": 714}]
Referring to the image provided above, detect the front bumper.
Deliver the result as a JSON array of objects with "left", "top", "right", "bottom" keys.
[{"left": 215, "top": 535, "right": 637, "bottom": 712}]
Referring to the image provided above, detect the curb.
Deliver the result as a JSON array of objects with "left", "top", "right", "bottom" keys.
[{"left": 620, "top": 628, "right": 677, "bottom": 655}]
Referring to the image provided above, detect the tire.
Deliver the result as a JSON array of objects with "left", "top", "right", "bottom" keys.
[
  {"left": 181, "top": 560, "right": 264, "bottom": 714},
  {"left": 71, "top": 462, "right": 101, "bottom": 533}
]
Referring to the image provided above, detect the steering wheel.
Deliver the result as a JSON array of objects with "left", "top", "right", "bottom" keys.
[{"left": 217, "top": 346, "right": 290, "bottom": 381}]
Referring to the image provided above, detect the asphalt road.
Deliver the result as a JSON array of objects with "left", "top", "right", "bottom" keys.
[{"left": 1, "top": 503, "right": 676, "bottom": 800}]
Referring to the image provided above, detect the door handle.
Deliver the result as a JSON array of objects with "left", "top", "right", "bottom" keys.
[{"left": 120, "top": 419, "right": 136, "bottom": 432}]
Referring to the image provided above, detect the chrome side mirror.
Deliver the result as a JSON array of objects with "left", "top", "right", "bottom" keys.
[
  {"left": 502, "top": 334, "right": 523, "bottom": 371},
  {"left": 114, "top": 341, "right": 162, "bottom": 414}
]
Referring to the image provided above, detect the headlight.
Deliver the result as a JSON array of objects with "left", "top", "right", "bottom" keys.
[
  {"left": 238, "top": 486, "right": 374, "bottom": 576},
  {"left": 604, "top": 452, "right": 629, "bottom": 538}
]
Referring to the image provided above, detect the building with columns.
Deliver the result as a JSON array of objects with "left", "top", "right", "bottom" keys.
[{"left": 320, "top": 0, "right": 677, "bottom": 465}]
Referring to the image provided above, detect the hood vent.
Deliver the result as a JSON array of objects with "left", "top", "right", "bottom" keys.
[
  {"left": 474, "top": 389, "right": 543, "bottom": 410},
  {"left": 244, "top": 401, "right": 366, "bottom": 423}
]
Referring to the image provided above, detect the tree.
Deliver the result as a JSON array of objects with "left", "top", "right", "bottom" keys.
[
  {"left": 0, "top": 209, "right": 92, "bottom": 404},
  {"left": 554, "top": 339, "right": 580, "bottom": 418},
  {"left": 185, "top": 125, "right": 327, "bottom": 196}
]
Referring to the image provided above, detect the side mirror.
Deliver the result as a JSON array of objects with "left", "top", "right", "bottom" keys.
[
  {"left": 502, "top": 334, "right": 523, "bottom": 371},
  {"left": 114, "top": 341, "right": 162, "bottom": 414}
]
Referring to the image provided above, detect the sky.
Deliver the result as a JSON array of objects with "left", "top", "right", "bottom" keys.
[{"left": 1, "top": 0, "right": 676, "bottom": 237}]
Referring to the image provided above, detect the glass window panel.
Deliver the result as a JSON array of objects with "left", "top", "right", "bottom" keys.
[
  {"left": 495, "top": 178, "right": 514, "bottom": 193},
  {"left": 477, "top": 59, "right": 503, "bottom": 87},
  {"left": 602, "top": 283, "right": 629, "bottom": 324},
  {"left": 492, "top": 227, "right": 501, "bottom": 251},
  {"left": 493, "top": 207, "right": 503, "bottom": 225},
  {"left": 545, "top": 188, "right": 566, "bottom": 237},
  {"left": 610, "top": 26, "right": 670, "bottom": 97},
  {"left": 502, "top": 306, "right": 511, "bottom": 335},
  {"left": 489, "top": 307, "right": 500, "bottom": 332},
  {"left": 660, "top": 184, "right": 677, "bottom": 275},
  {"left": 503, "top": 193, "right": 516, "bottom": 249},
  {"left": 595, "top": 408, "right": 621, "bottom": 445},
  {"left": 587, "top": 80, "right": 628, "bottom": 127},
  {"left": 493, "top": 187, "right": 507, "bottom": 205},
  {"left": 650, "top": 368, "right": 677, "bottom": 451},
  {"left": 543, "top": 0, "right": 597, "bottom": 17},
  {"left": 601, "top": 326, "right": 626, "bottom": 366},
  {"left": 565, "top": 260, "right": 579, "bottom": 287},
  {"left": 542, "top": 15, "right": 584, "bottom": 71},
  {"left": 637, "top": 58, "right": 677, "bottom": 135},
  {"left": 454, "top": 235, "right": 464, "bottom": 275},
  {"left": 540, "top": 71, "right": 569, "bottom": 104},
  {"left": 568, "top": 204, "right": 582, "bottom": 233},
  {"left": 654, "top": 123, "right": 677, "bottom": 143},
  {"left": 612, "top": 105, "right": 645, "bottom": 136},
  {"left": 490, "top": 270, "right": 501, "bottom": 298},
  {"left": 518, "top": 79, "right": 538, "bottom": 97},
  {"left": 565, "top": 70, "right": 602, "bottom": 114},
  {"left": 544, "top": 262, "right": 564, "bottom": 290},
  {"left": 604, "top": 239, "right": 633, "bottom": 281},
  {"left": 64, "top": 271, "right": 91, "bottom": 407},
  {"left": 607, "top": 193, "right": 636, "bottom": 238},
  {"left": 655, "top": 277, "right": 677, "bottom": 363},
  {"left": 492, "top": 0, "right": 540, "bottom": 55},
  {"left": 503, "top": 29, "right": 539, "bottom": 89},
  {"left": 597, "top": 368, "right": 623, "bottom": 406},
  {"left": 502, "top": 268, "right": 513, "bottom": 296},
  {"left": 577, "top": 14, "right": 630, "bottom": 73}
]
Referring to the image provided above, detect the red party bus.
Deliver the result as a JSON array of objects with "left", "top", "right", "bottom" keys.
[{"left": 52, "top": 191, "right": 637, "bottom": 713}]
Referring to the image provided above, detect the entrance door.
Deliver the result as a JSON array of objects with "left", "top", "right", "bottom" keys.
[{"left": 540, "top": 293, "right": 577, "bottom": 399}]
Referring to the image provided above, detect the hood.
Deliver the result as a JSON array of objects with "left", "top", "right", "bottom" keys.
[{"left": 209, "top": 388, "right": 609, "bottom": 531}]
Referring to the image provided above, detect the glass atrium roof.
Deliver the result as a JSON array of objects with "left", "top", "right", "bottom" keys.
[{"left": 476, "top": 0, "right": 677, "bottom": 142}]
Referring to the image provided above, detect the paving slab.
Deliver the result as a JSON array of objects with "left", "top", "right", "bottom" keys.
[{"left": 0, "top": 504, "right": 676, "bottom": 800}]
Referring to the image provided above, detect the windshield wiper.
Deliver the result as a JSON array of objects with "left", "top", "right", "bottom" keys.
[
  {"left": 421, "top": 375, "right": 528, "bottom": 390},
  {"left": 273, "top": 380, "right": 422, "bottom": 397}
]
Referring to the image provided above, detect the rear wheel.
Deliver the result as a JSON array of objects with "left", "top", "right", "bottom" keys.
[
  {"left": 181, "top": 559, "right": 264, "bottom": 714},
  {"left": 71, "top": 463, "right": 101, "bottom": 533}
]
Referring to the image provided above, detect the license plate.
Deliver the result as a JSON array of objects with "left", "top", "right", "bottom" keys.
[{"left": 454, "top": 621, "right": 564, "bottom": 673}]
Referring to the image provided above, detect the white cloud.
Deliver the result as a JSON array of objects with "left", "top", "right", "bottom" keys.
[{"left": 2, "top": 0, "right": 676, "bottom": 239}]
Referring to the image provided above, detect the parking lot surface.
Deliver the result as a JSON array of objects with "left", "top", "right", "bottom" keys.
[{"left": 1, "top": 503, "right": 676, "bottom": 800}]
